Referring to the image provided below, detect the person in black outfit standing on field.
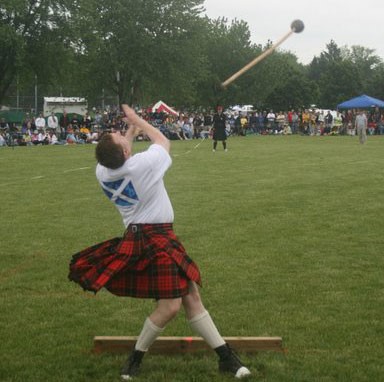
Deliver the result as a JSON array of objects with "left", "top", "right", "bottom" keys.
[{"left": 212, "top": 105, "right": 227, "bottom": 152}]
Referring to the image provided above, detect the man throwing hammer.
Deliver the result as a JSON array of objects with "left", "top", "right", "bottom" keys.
[{"left": 68, "top": 104, "right": 251, "bottom": 380}]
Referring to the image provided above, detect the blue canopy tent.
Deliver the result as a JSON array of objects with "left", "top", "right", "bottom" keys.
[{"left": 337, "top": 94, "right": 384, "bottom": 109}]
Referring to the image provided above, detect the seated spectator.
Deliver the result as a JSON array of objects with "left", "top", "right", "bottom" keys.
[
  {"left": 282, "top": 124, "right": 292, "bottom": 135},
  {"left": 38, "top": 130, "right": 49, "bottom": 145},
  {"left": 79, "top": 125, "right": 91, "bottom": 142},
  {"left": 71, "top": 114, "right": 81, "bottom": 130},
  {"left": 89, "top": 130, "right": 100, "bottom": 144},
  {"left": 367, "top": 121, "right": 376, "bottom": 135},
  {"left": 22, "top": 133, "right": 33, "bottom": 146},
  {"left": 199, "top": 124, "right": 211, "bottom": 139},
  {"left": 193, "top": 114, "right": 203, "bottom": 139},
  {"left": 168, "top": 121, "right": 184, "bottom": 140},
  {"left": 48, "top": 131, "right": 62, "bottom": 145},
  {"left": 0, "top": 132, "right": 6, "bottom": 146},
  {"left": 66, "top": 126, "right": 77, "bottom": 144},
  {"left": 31, "top": 130, "right": 42, "bottom": 145},
  {"left": 347, "top": 122, "right": 356, "bottom": 136},
  {"left": 181, "top": 117, "right": 193, "bottom": 139}
]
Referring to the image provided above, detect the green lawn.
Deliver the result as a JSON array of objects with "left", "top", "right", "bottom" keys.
[{"left": 1, "top": 135, "right": 383, "bottom": 381}]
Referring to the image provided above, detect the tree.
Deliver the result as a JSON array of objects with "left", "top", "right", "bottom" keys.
[
  {"left": 71, "top": 0, "right": 207, "bottom": 107},
  {"left": 193, "top": 17, "right": 258, "bottom": 108},
  {"left": 264, "top": 64, "right": 318, "bottom": 111},
  {"left": 309, "top": 40, "right": 363, "bottom": 108},
  {"left": 0, "top": 0, "right": 74, "bottom": 106},
  {"left": 342, "top": 45, "right": 382, "bottom": 95}
]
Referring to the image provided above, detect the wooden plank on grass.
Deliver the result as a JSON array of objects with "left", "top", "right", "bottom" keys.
[{"left": 93, "top": 336, "right": 284, "bottom": 354}]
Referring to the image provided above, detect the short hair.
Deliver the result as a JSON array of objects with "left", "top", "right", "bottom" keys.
[{"left": 95, "top": 133, "right": 125, "bottom": 169}]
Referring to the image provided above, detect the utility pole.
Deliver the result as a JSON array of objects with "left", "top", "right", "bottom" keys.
[
  {"left": 34, "top": 74, "right": 37, "bottom": 114},
  {"left": 116, "top": 71, "right": 120, "bottom": 106}
]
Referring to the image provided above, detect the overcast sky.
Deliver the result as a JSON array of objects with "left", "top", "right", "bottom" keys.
[{"left": 203, "top": 0, "right": 384, "bottom": 65}]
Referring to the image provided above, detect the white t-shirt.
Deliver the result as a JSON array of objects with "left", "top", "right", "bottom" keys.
[
  {"left": 48, "top": 115, "right": 59, "bottom": 129},
  {"left": 96, "top": 144, "right": 174, "bottom": 227},
  {"left": 35, "top": 117, "right": 46, "bottom": 129}
]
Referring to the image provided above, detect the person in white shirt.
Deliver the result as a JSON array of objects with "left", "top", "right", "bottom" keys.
[
  {"left": 48, "top": 131, "right": 61, "bottom": 144},
  {"left": 355, "top": 109, "right": 367, "bottom": 144},
  {"left": 0, "top": 133, "right": 6, "bottom": 146},
  {"left": 266, "top": 110, "right": 276, "bottom": 132},
  {"left": 37, "top": 130, "right": 48, "bottom": 145},
  {"left": 69, "top": 104, "right": 251, "bottom": 381},
  {"left": 47, "top": 112, "right": 59, "bottom": 133},
  {"left": 35, "top": 114, "right": 46, "bottom": 130}
]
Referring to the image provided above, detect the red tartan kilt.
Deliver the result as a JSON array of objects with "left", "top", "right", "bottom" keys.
[{"left": 68, "top": 223, "right": 202, "bottom": 299}]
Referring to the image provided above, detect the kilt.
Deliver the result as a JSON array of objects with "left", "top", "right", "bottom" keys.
[
  {"left": 213, "top": 127, "right": 227, "bottom": 141},
  {"left": 68, "top": 223, "right": 202, "bottom": 299}
]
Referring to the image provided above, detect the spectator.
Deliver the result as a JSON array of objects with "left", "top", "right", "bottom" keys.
[
  {"left": 275, "top": 111, "right": 286, "bottom": 134},
  {"left": 66, "top": 126, "right": 77, "bottom": 144},
  {"left": 258, "top": 111, "right": 266, "bottom": 134},
  {"left": 377, "top": 114, "right": 384, "bottom": 135},
  {"left": 203, "top": 112, "right": 212, "bottom": 132},
  {"left": 355, "top": 109, "right": 367, "bottom": 144},
  {"left": 291, "top": 110, "right": 299, "bottom": 134},
  {"left": 240, "top": 113, "right": 248, "bottom": 135},
  {"left": 324, "top": 111, "right": 333, "bottom": 135},
  {"left": 234, "top": 114, "right": 242, "bottom": 136},
  {"left": 38, "top": 129, "right": 49, "bottom": 145},
  {"left": 59, "top": 110, "right": 69, "bottom": 140},
  {"left": 267, "top": 110, "right": 276, "bottom": 131},
  {"left": 301, "top": 109, "right": 310, "bottom": 134},
  {"left": 94, "top": 110, "right": 103, "bottom": 128},
  {"left": 0, "top": 117, "right": 9, "bottom": 130},
  {"left": 181, "top": 117, "right": 193, "bottom": 139},
  {"left": 35, "top": 113, "right": 46, "bottom": 131},
  {"left": 282, "top": 123, "right": 292, "bottom": 135},
  {"left": 22, "top": 132, "right": 33, "bottom": 146},
  {"left": 48, "top": 131, "right": 62, "bottom": 145},
  {"left": 169, "top": 120, "right": 184, "bottom": 140},
  {"left": 84, "top": 112, "right": 92, "bottom": 129},
  {"left": 0, "top": 131, "right": 6, "bottom": 146},
  {"left": 192, "top": 113, "right": 203, "bottom": 139},
  {"left": 31, "top": 130, "right": 41, "bottom": 145},
  {"left": 367, "top": 121, "right": 376, "bottom": 135},
  {"left": 79, "top": 125, "right": 92, "bottom": 142},
  {"left": 71, "top": 113, "right": 81, "bottom": 129},
  {"left": 47, "top": 112, "right": 59, "bottom": 132},
  {"left": 249, "top": 112, "right": 258, "bottom": 134}
]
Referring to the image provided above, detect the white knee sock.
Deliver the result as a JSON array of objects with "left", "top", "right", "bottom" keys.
[
  {"left": 135, "top": 317, "right": 164, "bottom": 352},
  {"left": 188, "top": 310, "right": 225, "bottom": 349}
]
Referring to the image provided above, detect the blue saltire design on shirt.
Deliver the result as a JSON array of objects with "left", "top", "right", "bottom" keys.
[{"left": 101, "top": 179, "right": 139, "bottom": 207}]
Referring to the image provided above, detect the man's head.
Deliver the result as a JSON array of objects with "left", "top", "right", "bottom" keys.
[{"left": 95, "top": 132, "right": 131, "bottom": 169}]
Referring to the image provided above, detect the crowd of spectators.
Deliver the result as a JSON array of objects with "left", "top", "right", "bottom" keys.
[
  {"left": 222, "top": 107, "right": 384, "bottom": 137},
  {"left": 1, "top": 105, "right": 384, "bottom": 148},
  {"left": 142, "top": 107, "right": 384, "bottom": 139}
]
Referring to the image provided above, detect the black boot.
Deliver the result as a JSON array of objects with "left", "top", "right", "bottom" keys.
[
  {"left": 215, "top": 344, "right": 251, "bottom": 379},
  {"left": 120, "top": 349, "right": 145, "bottom": 380}
]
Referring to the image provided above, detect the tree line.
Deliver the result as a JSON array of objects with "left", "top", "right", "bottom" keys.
[{"left": 1, "top": 0, "right": 384, "bottom": 112}]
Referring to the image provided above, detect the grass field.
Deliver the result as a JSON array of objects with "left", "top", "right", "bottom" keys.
[{"left": 1, "top": 135, "right": 383, "bottom": 382}]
